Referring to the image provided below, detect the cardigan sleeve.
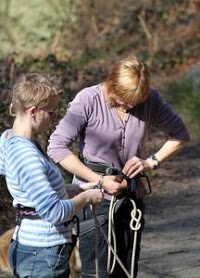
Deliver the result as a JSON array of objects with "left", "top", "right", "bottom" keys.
[
  {"left": 48, "top": 88, "right": 93, "bottom": 162},
  {"left": 149, "top": 89, "right": 190, "bottom": 141}
]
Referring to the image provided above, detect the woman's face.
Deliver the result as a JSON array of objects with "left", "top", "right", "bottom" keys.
[{"left": 114, "top": 98, "right": 134, "bottom": 110}]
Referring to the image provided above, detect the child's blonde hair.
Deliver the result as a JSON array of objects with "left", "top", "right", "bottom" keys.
[{"left": 9, "top": 73, "right": 62, "bottom": 116}]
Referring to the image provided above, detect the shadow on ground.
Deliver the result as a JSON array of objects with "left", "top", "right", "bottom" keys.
[{"left": 138, "top": 143, "right": 200, "bottom": 278}]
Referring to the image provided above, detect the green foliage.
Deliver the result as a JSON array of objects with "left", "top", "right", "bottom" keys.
[
  {"left": 165, "top": 77, "right": 200, "bottom": 139},
  {"left": 72, "top": 49, "right": 104, "bottom": 67},
  {"left": 0, "top": 0, "right": 199, "bottom": 142},
  {"left": 0, "top": 0, "right": 55, "bottom": 56}
]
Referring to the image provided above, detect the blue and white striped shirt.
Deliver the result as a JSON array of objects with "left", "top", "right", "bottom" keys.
[{"left": 0, "top": 130, "right": 75, "bottom": 247}]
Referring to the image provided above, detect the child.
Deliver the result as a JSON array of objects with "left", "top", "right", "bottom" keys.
[{"left": 0, "top": 73, "right": 103, "bottom": 278}]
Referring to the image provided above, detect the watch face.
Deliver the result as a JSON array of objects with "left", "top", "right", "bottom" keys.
[{"left": 150, "top": 155, "right": 159, "bottom": 169}]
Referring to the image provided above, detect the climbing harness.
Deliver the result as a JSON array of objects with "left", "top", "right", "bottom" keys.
[{"left": 80, "top": 157, "right": 151, "bottom": 277}]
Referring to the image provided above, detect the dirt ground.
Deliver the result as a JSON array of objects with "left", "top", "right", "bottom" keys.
[
  {"left": 138, "top": 141, "right": 200, "bottom": 278},
  {"left": 0, "top": 139, "right": 199, "bottom": 278}
]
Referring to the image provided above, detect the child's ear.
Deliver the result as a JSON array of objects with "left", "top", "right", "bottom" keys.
[{"left": 29, "top": 106, "right": 37, "bottom": 117}]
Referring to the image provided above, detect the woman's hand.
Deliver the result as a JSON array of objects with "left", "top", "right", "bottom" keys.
[
  {"left": 80, "top": 181, "right": 100, "bottom": 191},
  {"left": 65, "top": 182, "right": 100, "bottom": 197},
  {"left": 102, "top": 175, "right": 128, "bottom": 196},
  {"left": 123, "top": 156, "right": 151, "bottom": 178},
  {"left": 80, "top": 177, "right": 128, "bottom": 197}
]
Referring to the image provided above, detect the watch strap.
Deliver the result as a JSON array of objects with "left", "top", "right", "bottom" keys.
[{"left": 149, "top": 154, "right": 160, "bottom": 169}]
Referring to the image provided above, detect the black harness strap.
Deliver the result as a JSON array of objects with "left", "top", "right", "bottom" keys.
[
  {"left": 82, "top": 158, "right": 152, "bottom": 196},
  {"left": 15, "top": 206, "right": 40, "bottom": 224}
]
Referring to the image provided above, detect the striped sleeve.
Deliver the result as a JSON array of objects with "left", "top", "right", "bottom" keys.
[{"left": 7, "top": 140, "right": 75, "bottom": 224}]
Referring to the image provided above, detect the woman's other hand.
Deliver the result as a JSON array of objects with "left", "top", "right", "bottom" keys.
[
  {"left": 101, "top": 175, "right": 128, "bottom": 196},
  {"left": 122, "top": 156, "right": 151, "bottom": 178}
]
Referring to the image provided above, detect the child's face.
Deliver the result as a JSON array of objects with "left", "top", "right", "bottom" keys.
[{"left": 34, "top": 95, "right": 60, "bottom": 133}]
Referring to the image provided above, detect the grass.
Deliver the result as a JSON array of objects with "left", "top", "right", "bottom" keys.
[{"left": 165, "top": 76, "right": 200, "bottom": 140}]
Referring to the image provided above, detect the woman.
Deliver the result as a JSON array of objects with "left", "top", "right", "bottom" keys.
[
  {"left": 48, "top": 54, "right": 190, "bottom": 278},
  {"left": 0, "top": 73, "right": 103, "bottom": 278}
]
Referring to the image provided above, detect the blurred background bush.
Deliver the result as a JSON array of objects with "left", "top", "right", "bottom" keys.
[{"left": 0, "top": 0, "right": 199, "bottom": 143}]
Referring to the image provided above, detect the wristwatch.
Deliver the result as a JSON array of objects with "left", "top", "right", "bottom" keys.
[{"left": 149, "top": 154, "right": 160, "bottom": 169}]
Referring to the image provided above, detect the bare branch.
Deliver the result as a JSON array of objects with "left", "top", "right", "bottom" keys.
[{"left": 138, "top": 12, "right": 152, "bottom": 41}]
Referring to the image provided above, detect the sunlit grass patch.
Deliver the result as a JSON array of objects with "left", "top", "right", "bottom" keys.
[{"left": 165, "top": 73, "right": 200, "bottom": 139}]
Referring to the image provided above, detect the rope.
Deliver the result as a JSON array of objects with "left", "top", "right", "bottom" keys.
[
  {"left": 92, "top": 196, "right": 142, "bottom": 278},
  {"left": 129, "top": 199, "right": 142, "bottom": 278},
  {"left": 93, "top": 206, "right": 131, "bottom": 278},
  {"left": 92, "top": 206, "right": 100, "bottom": 278},
  {"left": 107, "top": 196, "right": 118, "bottom": 273}
]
